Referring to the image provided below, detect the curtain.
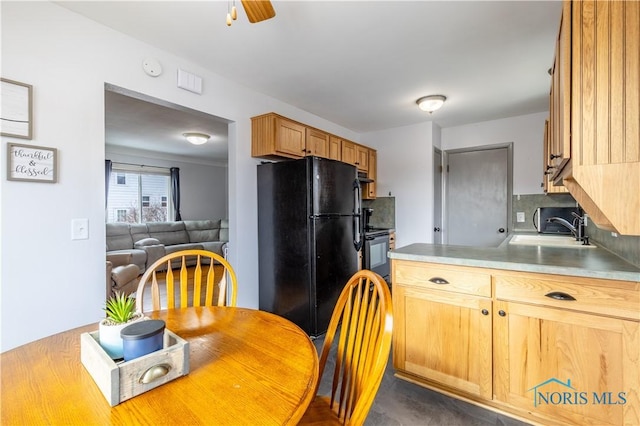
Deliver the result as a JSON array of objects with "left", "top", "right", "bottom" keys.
[
  {"left": 170, "top": 167, "right": 182, "bottom": 221},
  {"left": 105, "top": 159, "right": 112, "bottom": 206}
]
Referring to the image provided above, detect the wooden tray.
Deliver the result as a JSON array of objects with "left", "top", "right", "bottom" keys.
[{"left": 80, "top": 329, "right": 189, "bottom": 406}]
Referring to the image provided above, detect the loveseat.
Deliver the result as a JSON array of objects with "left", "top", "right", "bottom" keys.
[{"left": 106, "top": 219, "right": 228, "bottom": 273}]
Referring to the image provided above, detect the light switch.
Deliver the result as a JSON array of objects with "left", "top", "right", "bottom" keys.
[
  {"left": 71, "top": 218, "right": 89, "bottom": 240},
  {"left": 516, "top": 212, "right": 525, "bottom": 223}
]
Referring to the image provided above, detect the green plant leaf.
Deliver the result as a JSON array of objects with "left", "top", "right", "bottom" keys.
[{"left": 104, "top": 291, "right": 136, "bottom": 324}]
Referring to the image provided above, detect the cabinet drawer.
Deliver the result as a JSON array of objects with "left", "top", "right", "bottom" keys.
[
  {"left": 393, "top": 260, "right": 491, "bottom": 297},
  {"left": 494, "top": 273, "right": 640, "bottom": 321}
]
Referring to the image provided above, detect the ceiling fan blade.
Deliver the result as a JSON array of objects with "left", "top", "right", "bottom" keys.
[{"left": 241, "top": 0, "right": 276, "bottom": 23}]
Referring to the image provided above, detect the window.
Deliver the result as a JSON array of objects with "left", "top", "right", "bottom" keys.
[
  {"left": 116, "top": 209, "right": 127, "bottom": 222},
  {"left": 107, "top": 164, "right": 172, "bottom": 223}
]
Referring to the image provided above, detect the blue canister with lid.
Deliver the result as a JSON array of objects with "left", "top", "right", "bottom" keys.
[{"left": 121, "top": 319, "right": 165, "bottom": 361}]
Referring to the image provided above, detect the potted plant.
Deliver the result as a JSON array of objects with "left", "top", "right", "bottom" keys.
[{"left": 99, "top": 291, "right": 144, "bottom": 360}]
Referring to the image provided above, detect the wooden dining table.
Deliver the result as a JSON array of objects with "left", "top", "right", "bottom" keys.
[{"left": 1, "top": 306, "right": 319, "bottom": 425}]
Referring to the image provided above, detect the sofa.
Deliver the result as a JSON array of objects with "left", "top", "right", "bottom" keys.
[
  {"left": 106, "top": 219, "right": 228, "bottom": 273},
  {"left": 106, "top": 252, "right": 140, "bottom": 299}
]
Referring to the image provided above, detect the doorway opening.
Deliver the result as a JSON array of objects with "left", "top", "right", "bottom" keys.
[{"left": 443, "top": 143, "right": 513, "bottom": 247}]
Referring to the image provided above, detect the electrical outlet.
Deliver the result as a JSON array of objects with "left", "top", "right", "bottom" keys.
[
  {"left": 611, "top": 232, "right": 618, "bottom": 238},
  {"left": 516, "top": 212, "right": 525, "bottom": 223}
]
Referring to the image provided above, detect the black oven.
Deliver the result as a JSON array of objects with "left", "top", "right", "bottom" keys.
[{"left": 363, "top": 229, "right": 390, "bottom": 283}]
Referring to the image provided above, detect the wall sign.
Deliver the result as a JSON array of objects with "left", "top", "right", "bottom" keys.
[
  {"left": 1, "top": 78, "right": 33, "bottom": 139},
  {"left": 7, "top": 143, "right": 57, "bottom": 183}
]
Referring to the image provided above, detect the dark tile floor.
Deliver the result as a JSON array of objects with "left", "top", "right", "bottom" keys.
[{"left": 312, "top": 336, "right": 531, "bottom": 426}]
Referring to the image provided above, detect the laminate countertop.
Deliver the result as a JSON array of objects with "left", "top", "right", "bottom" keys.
[{"left": 389, "top": 235, "right": 640, "bottom": 282}]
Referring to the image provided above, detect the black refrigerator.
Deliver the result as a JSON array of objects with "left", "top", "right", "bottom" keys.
[{"left": 257, "top": 156, "right": 362, "bottom": 337}]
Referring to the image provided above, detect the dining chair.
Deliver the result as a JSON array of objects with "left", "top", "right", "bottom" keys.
[
  {"left": 299, "top": 269, "right": 393, "bottom": 426},
  {"left": 135, "top": 249, "right": 237, "bottom": 312}
]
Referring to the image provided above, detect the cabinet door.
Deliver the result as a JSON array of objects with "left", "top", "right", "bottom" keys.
[
  {"left": 274, "top": 117, "right": 306, "bottom": 158},
  {"left": 493, "top": 300, "right": 640, "bottom": 425},
  {"left": 328, "top": 136, "right": 341, "bottom": 161},
  {"left": 364, "top": 150, "right": 377, "bottom": 199},
  {"left": 356, "top": 145, "right": 369, "bottom": 172},
  {"left": 543, "top": 119, "right": 568, "bottom": 193},
  {"left": 341, "top": 140, "right": 357, "bottom": 166},
  {"left": 548, "top": 0, "right": 571, "bottom": 177},
  {"left": 305, "top": 128, "right": 329, "bottom": 158},
  {"left": 393, "top": 284, "right": 492, "bottom": 399}
]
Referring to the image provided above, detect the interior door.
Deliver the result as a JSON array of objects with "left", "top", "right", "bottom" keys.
[
  {"left": 433, "top": 148, "right": 443, "bottom": 244},
  {"left": 445, "top": 145, "right": 511, "bottom": 247}
]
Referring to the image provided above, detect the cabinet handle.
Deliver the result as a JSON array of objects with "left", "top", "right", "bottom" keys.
[
  {"left": 428, "top": 277, "right": 449, "bottom": 285},
  {"left": 481, "top": 309, "right": 489, "bottom": 316},
  {"left": 545, "top": 291, "right": 576, "bottom": 301},
  {"left": 498, "top": 310, "right": 506, "bottom": 317}
]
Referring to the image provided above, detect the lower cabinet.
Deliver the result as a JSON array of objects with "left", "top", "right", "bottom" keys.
[
  {"left": 392, "top": 259, "right": 640, "bottom": 426},
  {"left": 393, "top": 284, "right": 492, "bottom": 399},
  {"left": 493, "top": 299, "right": 639, "bottom": 426}
]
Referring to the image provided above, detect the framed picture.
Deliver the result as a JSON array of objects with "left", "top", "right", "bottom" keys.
[
  {"left": 7, "top": 143, "right": 57, "bottom": 183},
  {"left": 1, "top": 78, "right": 33, "bottom": 139}
]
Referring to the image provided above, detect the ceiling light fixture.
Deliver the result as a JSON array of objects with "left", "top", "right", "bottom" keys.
[
  {"left": 416, "top": 95, "right": 447, "bottom": 114},
  {"left": 183, "top": 132, "right": 210, "bottom": 145}
]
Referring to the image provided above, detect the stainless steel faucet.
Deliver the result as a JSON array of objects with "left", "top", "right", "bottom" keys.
[{"left": 546, "top": 212, "right": 588, "bottom": 244}]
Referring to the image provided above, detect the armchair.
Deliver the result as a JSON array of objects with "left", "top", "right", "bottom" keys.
[{"left": 106, "top": 253, "right": 140, "bottom": 301}]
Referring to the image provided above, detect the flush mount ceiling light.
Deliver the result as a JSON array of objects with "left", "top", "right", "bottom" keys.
[
  {"left": 416, "top": 95, "right": 447, "bottom": 114},
  {"left": 183, "top": 132, "right": 210, "bottom": 145}
]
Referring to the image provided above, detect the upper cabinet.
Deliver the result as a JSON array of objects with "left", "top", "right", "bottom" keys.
[
  {"left": 549, "top": 0, "right": 640, "bottom": 235},
  {"left": 251, "top": 113, "right": 306, "bottom": 159},
  {"left": 341, "top": 140, "right": 369, "bottom": 172},
  {"left": 305, "top": 128, "right": 331, "bottom": 159},
  {"left": 543, "top": 119, "right": 568, "bottom": 193},
  {"left": 252, "top": 113, "right": 377, "bottom": 199}
]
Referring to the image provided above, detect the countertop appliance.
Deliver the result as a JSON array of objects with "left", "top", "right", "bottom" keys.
[
  {"left": 535, "top": 206, "right": 581, "bottom": 234},
  {"left": 257, "top": 156, "right": 362, "bottom": 337}
]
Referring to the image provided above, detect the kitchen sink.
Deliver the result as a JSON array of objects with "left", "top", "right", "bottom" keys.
[{"left": 508, "top": 234, "right": 596, "bottom": 248}]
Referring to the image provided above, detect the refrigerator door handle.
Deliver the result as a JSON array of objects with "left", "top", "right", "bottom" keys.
[{"left": 353, "top": 179, "right": 363, "bottom": 251}]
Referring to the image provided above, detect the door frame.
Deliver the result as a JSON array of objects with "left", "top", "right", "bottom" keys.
[
  {"left": 433, "top": 147, "right": 443, "bottom": 244},
  {"left": 442, "top": 143, "right": 513, "bottom": 245}
]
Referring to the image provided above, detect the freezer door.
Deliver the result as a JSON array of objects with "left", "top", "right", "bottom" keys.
[
  {"left": 310, "top": 215, "right": 358, "bottom": 336},
  {"left": 309, "top": 157, "right": 358, "bottom": 216}
]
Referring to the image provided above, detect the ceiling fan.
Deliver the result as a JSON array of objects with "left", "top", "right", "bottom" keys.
[{"left": 227, "top": 0, "right": 276, "bottom": 26}]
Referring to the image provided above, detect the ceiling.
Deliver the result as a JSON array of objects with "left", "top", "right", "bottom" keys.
[{"left": 62, "top": 1, "right": 562, "bottom": 163}]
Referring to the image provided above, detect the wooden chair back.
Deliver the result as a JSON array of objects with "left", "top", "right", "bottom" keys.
[
  {"left": 135, "top": 249, "right": 237, "bottom": 312},
  {"left": 306, "top": 269, "right": 393, "bottom": 425}
]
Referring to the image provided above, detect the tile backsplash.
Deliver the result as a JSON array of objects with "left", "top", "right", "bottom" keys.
[
  {"left": 362, "top": 197, "right": 395, "bottom": 229},
  {"left": 513, "top": 193, "right": 639, "bottom": 268},
  {"left": 512, "top": 193, "right": 577, "bottom": 232}
]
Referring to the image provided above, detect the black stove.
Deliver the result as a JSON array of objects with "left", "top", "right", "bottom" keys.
[{"left": 364, "top": 226, "right": 391, "bottom": 237}]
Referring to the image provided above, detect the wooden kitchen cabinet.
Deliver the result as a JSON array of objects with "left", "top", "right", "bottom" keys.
[
  {"left": 341, "top": 140, "right": 369, "bottom": 172},
  {"left": 393, "top": 261, "right": 493, "bottom": 399},
  {"left": 305, "top": 127, "right": 330, "bottom": 158},
  {"left": 328, "top": 135, "right": 341, "bottom": 161},
  {"left": 547, "top": 0, "right": 571, "bottom": 177},
  {"left": 251, "top": 113, "right": 306, "bottom": 159},
  {"left": 392, "top": 259, "right": 640, "bottom": 426},
  {"left": 363, "top": 149, "right": 377, "bottom": 199},
  {"left": 548, "top": 0, "right": 640, "bottom": 235},
  {"left": 543, "top": 119, "right": 568, "bottom": 194},
  {"left": 493, "top": 272, "right": 640, "bottom": 426}
]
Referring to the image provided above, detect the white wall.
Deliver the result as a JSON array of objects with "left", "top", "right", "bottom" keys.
[
  {"left": 0, "top": 2, "right": 358, "bottom": 351},
  {"left": 106, "top": 147, "right": 229, "bottom": 220},
  {"left": 362, "top": 113, "right": 545, "bottom": 249},
  {"left": 442, "top": 112, "right": 547, "bottom": 195},
  {"left": 362, "top": 122, "right": 440, "bottom": 248}
]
